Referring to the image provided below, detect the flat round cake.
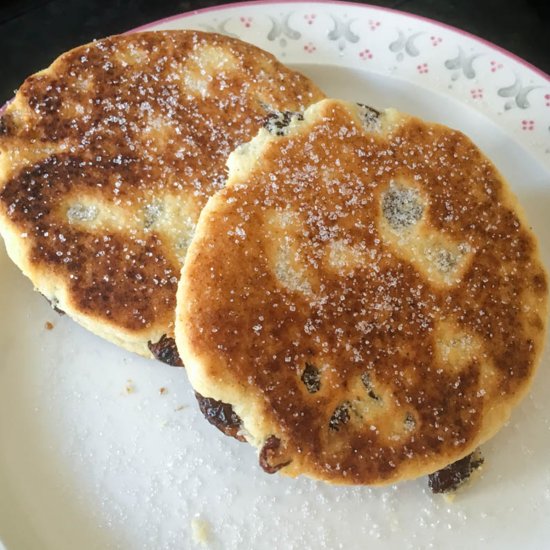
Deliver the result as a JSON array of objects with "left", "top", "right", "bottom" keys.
[
  {"left": 0, "top": 30, "right": 324, "bottom": 361},
  {"left": 176, "top": 99, "right": 548, "bottom": 485}
]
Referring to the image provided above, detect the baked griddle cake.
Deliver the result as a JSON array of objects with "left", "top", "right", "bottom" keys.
[
  {"left": 176, "top": 99, "right": 548, "bottom": 485},
  {"left": 0, "top": 31, "right": 324, "bottom": 360}
]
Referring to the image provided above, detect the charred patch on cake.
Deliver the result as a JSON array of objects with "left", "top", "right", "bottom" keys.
[
  {"left": 148, "top": 334, "right": 183, "bottom": 366},
  {"left": 259, "top": 435, "right": 292, "bottom": 474},
  {"left": 264, "top": 110, "right": 304, "bottom": 136},
  {"left": 195, "top": 392, "right": 246, "bottom": 442},
  {"left": 428, "top": 449, "right": 484, "bottom": 494}
]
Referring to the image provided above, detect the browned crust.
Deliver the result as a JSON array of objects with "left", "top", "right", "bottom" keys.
[
  {"left": 178, "top": 101, "right": 548, "bottom": 484},
  {"left": 0, "top": 30, "right": 324, "bottom": 354}
]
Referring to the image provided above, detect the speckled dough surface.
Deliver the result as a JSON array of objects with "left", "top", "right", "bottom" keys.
[
  {"left": 0, "top": 30, "right": 324, "bottom": 358},
  {"left": 176, "top": 99, "right": 548, "bottom": 485}
]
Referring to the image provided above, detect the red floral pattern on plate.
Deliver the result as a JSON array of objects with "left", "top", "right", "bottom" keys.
[
  {"left": 369, "top": 20, "right": 381, "bottom": 30},
  {"left": 359, "top": 49, "right": 373, "bottom": 60}
]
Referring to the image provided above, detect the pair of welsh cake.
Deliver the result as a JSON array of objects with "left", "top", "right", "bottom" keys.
[{"left": 0, "top": 31, "right": 547, "bottom": 492}]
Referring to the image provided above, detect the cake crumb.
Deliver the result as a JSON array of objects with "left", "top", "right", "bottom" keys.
[
  {"left": 191, "top": 516, "right": 211, "bottom": 546},
  {"left": 159, "top": 387, "right": 167, "bottom": 395},
  {"left": 44, "top": 321, "right": 54, "bottom": 330},
  {"left": 125, "top": 380, "right": 135, "bottom": 394}
]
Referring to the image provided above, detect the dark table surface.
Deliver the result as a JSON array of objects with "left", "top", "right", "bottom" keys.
[{"left": 0, "top": 0, "right": 548, "bottom": 104}]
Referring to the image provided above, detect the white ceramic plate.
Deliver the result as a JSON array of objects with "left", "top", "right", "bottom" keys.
[{"left": 1, "top": 2, "right": 549, "bottom": 549}]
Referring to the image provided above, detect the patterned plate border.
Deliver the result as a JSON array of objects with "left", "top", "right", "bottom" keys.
[
  {"left": 1, "top": 1, "right": 549, "bottom": 167},
  {"left": 130, "top": 0, "right": 550, "bottom": 168}
]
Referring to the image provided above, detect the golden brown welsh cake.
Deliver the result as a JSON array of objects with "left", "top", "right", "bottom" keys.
[
  {"left": 176, "top": 99, "right": 548, "bottom": 485},
  {"left": 0, "top": 31, "right": 324, "bottom": 361}
]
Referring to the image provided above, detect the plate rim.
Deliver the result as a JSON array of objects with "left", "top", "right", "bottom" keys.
[
  {"left": 1, "top": 3, "right": 550, "bottom": 549},
  {"left": 129, "top": 0, "right": 550, "bottom": 83},
  {"left": 1, "top": 0, "right": 548, "bottom": 116}
]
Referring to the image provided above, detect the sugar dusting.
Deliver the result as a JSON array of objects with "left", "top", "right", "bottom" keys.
[
  {"left": 0, "top": 30, "right": 323, "bottom": 336},
  {"left": 0, "top": 283, "right": 549, "bottom": 548},
  {"left": 182, "top": 98, "right": 547, "bottom": 487},
  {"left": 0, "top": 28, "right": 548, "bottom": 550}
]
